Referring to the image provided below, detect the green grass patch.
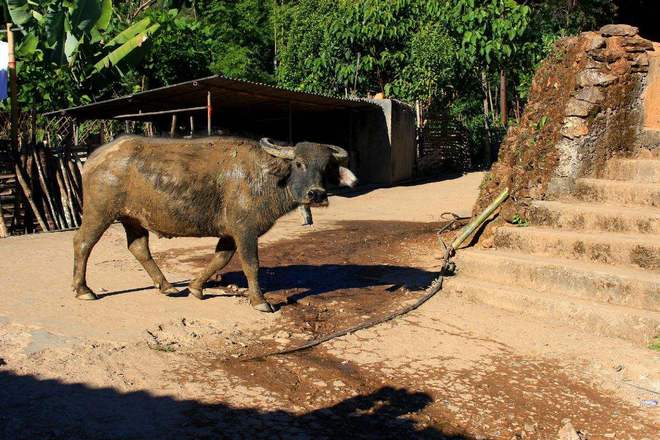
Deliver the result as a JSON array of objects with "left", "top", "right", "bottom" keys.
[
  {"left": 512, "top": 213, "right": 529, "bottom": 227},
  {"left": 650, "top": 335, "right": 660, "bottom": 351}
]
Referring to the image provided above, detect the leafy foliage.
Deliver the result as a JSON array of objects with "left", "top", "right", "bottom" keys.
[
  {"left": 120, "top": 0, "right": 274, "bottom": 91},
  {"left": 1, "top": 0, "right": 163, "bottom": 112},
  {"left": 0, "top": 0, "right": 621, "bottom": 157}
]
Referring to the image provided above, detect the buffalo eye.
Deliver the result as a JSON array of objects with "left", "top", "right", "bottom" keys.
[{"left": 295, "top": 160, "right": 304, "bottom": 169}]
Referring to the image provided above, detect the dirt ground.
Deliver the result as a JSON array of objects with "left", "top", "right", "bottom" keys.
[{"left": 1, "top": 172, "right": 658, "bottom": 439}]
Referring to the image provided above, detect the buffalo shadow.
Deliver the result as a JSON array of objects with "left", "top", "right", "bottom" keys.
[
  {"left": 95, "top": 263, "right": 438, "bottom": 306},
  {"left": 213, "top": 262, "right": 438, "bottom": 305}
]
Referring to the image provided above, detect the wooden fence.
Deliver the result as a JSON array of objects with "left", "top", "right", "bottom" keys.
[
  {"left": 0, "top": 113, "right": 123, "bottom": 237},
  {"left": 416, "top": 114, "right": 472, "bottom": 175}
]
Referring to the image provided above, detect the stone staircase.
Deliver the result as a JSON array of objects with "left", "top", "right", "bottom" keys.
[{"left": 446, "top": 150, "right": 660, "bottom": 346}]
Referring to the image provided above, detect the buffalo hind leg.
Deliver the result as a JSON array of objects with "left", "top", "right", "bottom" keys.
[
  {"left": 72, "top": 218, "right": 113, "bottom": 300},
  {"left": 122, "top": 221, "right": 178, "bottom": 296},
  {"left": 188, "top": 236, "right": 236, "bottom": 299},
  {"left": 235, "top": 234, "right": 274, "bottom": 313}
]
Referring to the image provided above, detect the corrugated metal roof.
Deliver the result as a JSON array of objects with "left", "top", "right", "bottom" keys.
[{"left": 44, "top": 75, "right": 379, "bottom": 120}]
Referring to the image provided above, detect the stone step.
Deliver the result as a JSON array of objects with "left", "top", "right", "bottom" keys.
[
  {"left": 528, "top": 200, "right": 660, "bottom": 234},
  {"left": 604, "top": 158, "right": 660, "bottom": 183},
  {"left": 573, "top": 178, "right": 659, "bottom": 207},
  {"left": 493, "top": 226, "right": 660, "bottom": 271},
  {"left": 638, "top": 130, "right": 660, "bottom": 152},
  {"left": 456, "top": 249, "right": 660, "bottom": 311},
  {"left": 444, "top": 276, "right": 660, "bottom": 346}
]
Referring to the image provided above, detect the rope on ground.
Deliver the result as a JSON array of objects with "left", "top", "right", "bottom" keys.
[
  {"left": 240, "top": 188, "right": 509, "bottom": 362},
  {"left": 240, "top": 216, "right": 464, "bottom": 362}
]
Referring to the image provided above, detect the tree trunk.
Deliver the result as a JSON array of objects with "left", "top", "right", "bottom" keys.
[{"left": 499, "top": 68, "right": 508, "bottom": 127}]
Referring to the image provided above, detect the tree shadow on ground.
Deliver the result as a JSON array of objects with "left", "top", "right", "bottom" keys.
[{"left": 0, "top": 370, "right": 470, "bottom": 439}]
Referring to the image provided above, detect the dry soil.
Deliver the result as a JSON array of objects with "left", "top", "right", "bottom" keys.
[{"left": 1, "top": 172, "right": 658, "bottom": 439}]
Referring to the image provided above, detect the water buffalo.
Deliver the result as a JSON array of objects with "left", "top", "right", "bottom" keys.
[{"left": 72, "top": 135, "right": 357, "bottom": 312}]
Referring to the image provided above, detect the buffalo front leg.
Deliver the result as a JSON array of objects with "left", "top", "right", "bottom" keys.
[
  {"left": 72, "top": 218, "right": 113, "bottom": 300},
  {"left": 122, "top": 221, "right": 178, "bottom": 296},
  {"left": 235, "top": 234, "right": 274, "bottom": 313},
  {"left": 189, "top": 236, "right": 236, "bottom": 299}
]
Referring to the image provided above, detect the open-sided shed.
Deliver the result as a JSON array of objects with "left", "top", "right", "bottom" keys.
[{"left": 45, "top": 75, "right": 416, "bottom": 185}]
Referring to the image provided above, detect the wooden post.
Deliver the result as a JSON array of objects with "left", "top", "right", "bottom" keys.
[
  {"left": 73, "top": 120, "right": 79, "bottom": 146},
  {"left": 54, "top": 165, "right": 72, "bottom": 228},
  {"left": 288, "top": 101, "right": 293, "bottom": 145},
  {"left": 0, "top": 205, "right": 8, "bottom": 237},
  {"left": 6, "top": 24, "right": 18, "bottom": 156},
  {"left": 69, "top": 123, "right": 83, "bottom": 196},
  {"left": 499, "top": 68, "right": 507, "bottom": 127},
  {"left": 170, "top": 114, "right": 177, "bottom": 138},
  {"left": 2, "top": 23, "right": 17, "bottom": 236},
  {"left": 59, "top": 153, "right": 79, "bottom": 225},
  {"left": 33, "top": 145, "right": 60, "bottom": 230},
  {"left": 14, "top": 161, "right": 49, "bottom": 232},
  {"left": 207, "top": 91, "right": 212, "bottom": 136}
]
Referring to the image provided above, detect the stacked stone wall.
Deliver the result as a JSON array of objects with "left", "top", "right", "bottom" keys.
[{"left": 473, "top": 24, "right": 656, "bottom": 235}]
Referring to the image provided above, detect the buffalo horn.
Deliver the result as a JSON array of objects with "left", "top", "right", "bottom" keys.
[
  {"left": 260, "top": 138, "right": 295, "bottom": 159},
  {"left": 327, "top": 144, "right": 348, "bottom": 163}
]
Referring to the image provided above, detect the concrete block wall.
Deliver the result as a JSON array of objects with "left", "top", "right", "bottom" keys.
[{"left": 351, "top": 99, "right": 416, "bottom": 185}]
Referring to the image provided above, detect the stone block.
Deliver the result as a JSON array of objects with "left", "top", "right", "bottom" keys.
[
  {"left": 574, "top": 87, "right": 604, "bottom": 104},
  {"left": 561, "top": 117, "right": 589, "bottom": 139},
  {"left": 582, "top": 32, "right": 605, "bottom": 50},
  {"left": 584, "top": 58, "right": 604, "bottom": 70},
  {"left": 608, "top": 58, "right": 630, "bottom": 76},
  {"left": 576, "top": 69, "right": 618, "bottom": 87},
  {"left": 621, "top": 36, "right": 654, "bottom": 52},
  {"left": 565, "top": 98, "right": 594, "bottom": 117},
  {"left": 599, "top": 24, "right": 639, "bottom": 37}
]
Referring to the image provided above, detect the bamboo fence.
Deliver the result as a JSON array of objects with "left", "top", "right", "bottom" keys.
[{"left": 0, "top": 113, "right": 122, "bottom": 237}]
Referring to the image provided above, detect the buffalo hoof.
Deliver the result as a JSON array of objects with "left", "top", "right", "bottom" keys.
[
  {"left": 253, "top": 302, "right": 275, "bottom": 313},
  {"left": 189, "top": 287, "right": 204, "bottom": 300},
  {"left": 75, "top": 288, "right": 98, "bottom": 301},
  {"left": 160, "top": 285, "right": 180, "bottom": 296}
]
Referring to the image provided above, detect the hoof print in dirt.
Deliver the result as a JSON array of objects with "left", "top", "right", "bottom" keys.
[{"left": 145, "top": 318, "right": 225, "bottom": 352}]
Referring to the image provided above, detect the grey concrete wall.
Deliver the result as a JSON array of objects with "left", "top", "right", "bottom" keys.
[
  {"left": 351, "top": 99, "right": 416, "bottom": 185},
  {"left": 389, "top": 100, "right": 416, "bottom": 183}
]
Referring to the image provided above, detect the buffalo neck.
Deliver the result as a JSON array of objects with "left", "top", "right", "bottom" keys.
[{"left": 252, "top": 178, "right": 299, "bottom": 230}]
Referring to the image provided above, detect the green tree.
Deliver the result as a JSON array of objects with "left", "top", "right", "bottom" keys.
[
  {"left": 1, "top": 0, "right": 161, "bottom": 111},
  {"left": 133, "top": 0, "right": 274, "bottom": 89}
]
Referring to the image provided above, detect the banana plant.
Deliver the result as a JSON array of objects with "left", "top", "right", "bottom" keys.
[
  {"left": 93, "top": 17, "right": 160, "bottom": 73},
  {"left": 3, "top": 0, "right": 159, "bottom": 77}
]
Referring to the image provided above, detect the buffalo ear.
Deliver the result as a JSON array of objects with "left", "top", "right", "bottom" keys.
[
  {"left": 264, "top": 157, "right": 291, "bottom": 179},
  {"left": 338, "top": 166, "right": 358, "bottom": 188}
]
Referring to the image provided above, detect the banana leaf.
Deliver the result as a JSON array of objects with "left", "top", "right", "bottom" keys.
[
  {"left": 94, "top": 0, "right": 112, "bottom": 31},
  {"left": 16, "top": 31, "right": 39, "bottom": 57},
  {"left": 93, "top": 23, "right": 160, "bottom": 73},
  {"left": 65, "top": 31, "right": 80, "bottom": 63},
  {"left": 71, "top": 0, "right": 102, "bottom": 32},
  {"left": 7, "top": 0, "right": 32, "bottom": 25},
  {"left": 105, "top": 17, "right": 152, "bottom": 47}
]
